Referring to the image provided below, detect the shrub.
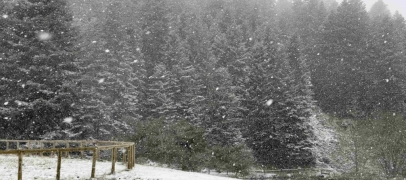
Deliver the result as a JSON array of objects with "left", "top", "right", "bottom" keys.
[
  {"left": 208, "top": 144, "right": 255, "bottom": 176},
  {"left": 130, "top": 118, "right": 208, "bottom": 171},
  {"left": 332, "top": 112, "right": 406, "bottom": 178},
  {"left": 130, "top": 118, "right": 255, "bottom": 175}
]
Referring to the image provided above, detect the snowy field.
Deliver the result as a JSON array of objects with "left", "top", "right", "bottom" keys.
[{"left": 0, "top": 155, "right": 239, "bottom": 180}]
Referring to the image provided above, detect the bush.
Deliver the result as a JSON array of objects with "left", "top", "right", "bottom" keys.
[
  {"left": 332, "top": 112, "right": 406, "bottom": 178},
  {"left": 207, "top": 144, "right": 255, "bottom": 176},
  {"left": 130, "top": 118, "right": 208, "bottom": 171},
  {"left": 364, "top": 112, "right": 406, "bottom": 178},
  {"left": 130, "top": 118, "right": 255, "bottom": 175}
]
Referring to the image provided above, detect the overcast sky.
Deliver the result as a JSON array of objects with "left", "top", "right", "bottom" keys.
[{"left": 337, "top": 0, "right": 406, "bottom": 17}]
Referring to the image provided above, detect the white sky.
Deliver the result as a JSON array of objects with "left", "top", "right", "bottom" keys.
[{"left": 337, "top": 0, "right": 406, "bottom": 17}]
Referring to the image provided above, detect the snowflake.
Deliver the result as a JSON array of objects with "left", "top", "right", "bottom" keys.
[
  {"left": 63, "top": 117, "right": 74, "bottom": 124},
  {"left": 265, "top": 99, "right": 274, "bottom": 106},
  {"left": 37, "top": 31, "right": 52, "bottom": 41},
  {"left": 2, "top": 14, "right": 8, "bottom": 19},
  {"left": 15, "top": 100, "right": 22, "bottom": 106}
]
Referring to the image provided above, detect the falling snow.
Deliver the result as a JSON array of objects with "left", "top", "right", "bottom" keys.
[
  {"left": 98, "top": 78, "right": 105, "bottom": 83},
  {"left": 63, "top": 117, "right": 74, "bottom": 123},
  {"left": 265, "top": 99, "right": 274, "bottom": 106},
  {"left": 37, "top": 31, "right": 52, "bottom": 41}
]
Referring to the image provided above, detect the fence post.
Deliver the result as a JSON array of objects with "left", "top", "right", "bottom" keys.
[
  {"left": 111, "top": 148, "right": 117, "bottom": 174},
  {"left": 80, "top": 141, "right": 84, "bottom": 159},
  {"left": 126, "top": 147, "right": 130, "bottom": 169},
  {"left": 130, "top": 145, "right": 135, "bottom": 168},
  {"left": 56, "top": 150, "right": 62, "bottom": 180},
  {"left": 129, "top": 146, "right": 132, "bottom": 169},
  {"left": 27, "top": 141, "right": 30, "bottom": 157},
  {"left": 91, "top": 148, "right": 97, "bottom": 178},
  {"left": 18, "top": 151, "right": 22, "bottom": 180},
  {"left": 6, "top": 141, "right": 9, "bottom": 150},
  {"left": 17, "top": 142, "right": 20, "bottom": 149},
  {"left": 130, "top": 145, "right": 133, "bottom": 168}
]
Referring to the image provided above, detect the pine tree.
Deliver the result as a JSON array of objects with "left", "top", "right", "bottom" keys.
[
  {"left": 241, "top": 19, "right": 289, "bottom": 167},
  {"left": 314, "top": 0, "right": 369, "bottom": 118},
  {"left": 392, "top": 13, "right": 406, "bottom": 115},
  {"left": 73, "top": 2, "right": 137, "bottom": 139},
  {"left": 368, "top": 0, "right": 390, "bottom": 19},
  {"left": 0, "top": 0, "right": 80, "bottom": 139},
  {"left": 283, "top": 35, "right": 316, "bottom": 167},
  {"left": 137, "top": 0, "right": 171, "bottom": 122},
  {"left": 363, "top": 2, "right": 404, "bottom": 114}
]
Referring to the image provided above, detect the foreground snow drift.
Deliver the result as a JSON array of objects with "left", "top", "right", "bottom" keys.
[{"left": 0, "top": 155, "right": 239, "bottom": 180}]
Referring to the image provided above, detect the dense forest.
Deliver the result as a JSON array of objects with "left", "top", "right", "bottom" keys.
[{"left": 1, "top": 0, "right": 406, "bottom": 177}]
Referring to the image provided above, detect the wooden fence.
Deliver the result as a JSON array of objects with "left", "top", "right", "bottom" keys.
[{"left": 0, "top": 140, "right": 135, "bottom": 180}]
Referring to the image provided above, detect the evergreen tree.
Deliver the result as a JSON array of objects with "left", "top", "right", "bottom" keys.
[
  {"left": 138, "top": 0, "right": 171, "bottom": 121},
  {"left": 314, "top": 0, "right": 369, "bottom": 118},
  {"left": 73, "top": 2, "right": 137, "bottom": 139},
  {"left": 392, "top": 13, "right": 406, "bottom": 115},
  {"left": 283, "top": 35, "right": 316, "bottom": 167},
  {"left": 363, "top": 2, "right": 404, "bottom": 114},
  {"left": 0, "top": 0, "right": 79, "bottom": 139},
  {"left": 368, "top": 0, "right": 390, "bottom": 19}
]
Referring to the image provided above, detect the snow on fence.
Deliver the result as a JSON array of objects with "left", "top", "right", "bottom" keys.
[{"left": 0, "top": 140, "right": 135, "bottom": 180}]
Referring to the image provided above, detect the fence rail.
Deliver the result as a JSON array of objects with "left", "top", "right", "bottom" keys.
[{"left": 0, "top": 139, "right": 135, "bottom": 180}]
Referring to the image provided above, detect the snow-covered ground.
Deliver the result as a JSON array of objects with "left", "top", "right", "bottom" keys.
[{"left": 0, "top": 155, "right": 239, "bottom": 180}]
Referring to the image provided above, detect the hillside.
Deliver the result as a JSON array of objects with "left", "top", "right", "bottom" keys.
[{"left": 0, "top": 155, "right": 239, "bottom": 180}]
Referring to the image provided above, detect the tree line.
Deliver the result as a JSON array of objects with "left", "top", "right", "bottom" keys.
[{"left": 1, "top": 0, "right": 405, "bottom": 169}]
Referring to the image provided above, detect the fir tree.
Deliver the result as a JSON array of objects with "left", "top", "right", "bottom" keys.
[
  {"left": 0, "top": 0, "right": 79, "bottom": 139},
  {"left": 74, "top": 2, "right": 136, "bottom": 139},
  {"left": 364, "top": 3, "right": 404, "bottom": 114},
  {"left": 138, "top": 0, "right": 171, "bottom": 121},
  {"left": 314, "top": 0, "right": 369, "bottom": 118}
]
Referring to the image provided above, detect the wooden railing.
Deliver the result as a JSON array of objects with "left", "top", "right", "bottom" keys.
[{"left": 0, "top": 140, "right": 135, "bottom": 180}]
